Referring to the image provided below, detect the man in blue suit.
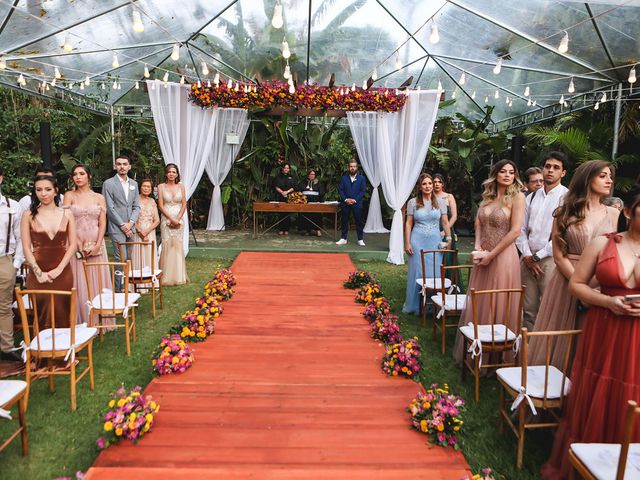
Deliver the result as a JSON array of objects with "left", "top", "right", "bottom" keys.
[{"left": 336, "top": 159, "right": 367, "bottom": 246}]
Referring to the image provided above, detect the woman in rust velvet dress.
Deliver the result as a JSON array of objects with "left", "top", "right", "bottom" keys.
[
  {"left": 541, "top": 186, "right": 640, "bottom": 479},
  {"left": 529, "top": 161, "right": 619, "bottom": 368},
  {"left": 21, "top": 175, "right": 76, "bottom": 330}
]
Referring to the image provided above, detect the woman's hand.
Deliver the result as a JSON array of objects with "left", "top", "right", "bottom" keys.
[
  {"left": 607, "top": 296, "right": 640, "bottom": 316},
  {"left": 89, "top": 244, "right": 102, "bottom": 257},
  {"left": 405, "top": 244, "right": 413, "bottom": 256},
  {"left": 478, "top": 251, "right": 494, "bottom": 266}
]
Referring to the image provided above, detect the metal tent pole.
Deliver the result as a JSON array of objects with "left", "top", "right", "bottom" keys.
[
  {"left": 612, "top": 82, "right": 622, "bottom": 159},
  {"left": 110, "top": 106, "right": 116, "bottom": 168}
]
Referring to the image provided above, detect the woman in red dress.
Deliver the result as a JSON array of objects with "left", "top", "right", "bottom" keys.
[{"left": 541, "top": 185, "right": 640, "bottom": 479}]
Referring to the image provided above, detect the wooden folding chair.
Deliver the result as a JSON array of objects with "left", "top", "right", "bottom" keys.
[
  {"left": 417, "top": 249, "right": 456, "bottom": 327},
  {"left": 14, "top": 288, "right": 97, "bottom": 412},
  {"left": 460, "top": 286, "right": 525, "bottom": 402},
  {"left": 0, "top": 379, "right": 28, "bottom": 455},
  {"left": 83, "top": 262, "right": 139, "bottom": 356},
  {"left": 569, "top": 400, "right": 640, "bottom": 480},
  {"left": 117, "top": 240, "right": 163, "bottom": 319},
  {"left": 497, "top": 328, "right": 581, "bottom": 469},
  {"left": 430, "top": 264, "right": 472, "bottom": 354}
]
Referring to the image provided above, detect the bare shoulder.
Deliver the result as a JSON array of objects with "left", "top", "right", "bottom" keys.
[{"left": 94, "top": 192, "right": 106, "bottom": 206}]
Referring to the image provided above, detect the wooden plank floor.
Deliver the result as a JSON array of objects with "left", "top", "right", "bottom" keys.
[{"left": 85, "top": 252, "right": 470, "bottom": 479}]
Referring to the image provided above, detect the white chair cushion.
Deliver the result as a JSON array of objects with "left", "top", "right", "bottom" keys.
[
  {"left": 11, "top": 294, "right": 32, "bottom": 310},
  {"left": 0, "top": 380, "right": 27, "bottom": 407},
  {"left": 571, "top": 443, "right": 640, "bottom": 480},
  {"left": 431, "top": 294, "right": 466, "bottom": 311},
  {"left": 497, "top": 366, "right": 571, "bottom": 399},
  {"left": 129, "top": 267, "right": 162, "bottom": 279},
  {"left": 30, "top": 326, "right": 98, "bottom": 353},
  {"left": 459, "top": 323, "right": 517, "bottom": 343},
  {"left": 416, "top": 277, "right": 452, "bottom": 290},
  {"left": 89, "top": 292, "right": 141, "bottom": 311}
]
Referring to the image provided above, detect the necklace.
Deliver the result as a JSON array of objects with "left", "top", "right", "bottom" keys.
[{"left": 625, "top": 233, "right": 640, "bottom": 259}]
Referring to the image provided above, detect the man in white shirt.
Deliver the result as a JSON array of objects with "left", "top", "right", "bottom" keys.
[
  {"left": 0, "top": 167, "right": 25, "bottom": 362},
  {"left": 516, "top": 151, "right": 569, "bottom": 331}
]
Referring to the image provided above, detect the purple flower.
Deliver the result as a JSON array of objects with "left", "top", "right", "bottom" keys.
[{"left": 96, "top": 437, "right": 106, "bottom": 449}]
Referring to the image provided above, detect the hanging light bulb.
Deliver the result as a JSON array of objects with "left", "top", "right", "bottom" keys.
[
  {"left": 253, "top": 85, "right": 257, "bottom": 93},
  {"left": 527, "top": 97, "right": 532, "bottom": 106},
  {"left": 271, "top": 1, "right": 284, "bottom": 29},
  {"left": 62, "top": 35, "right": 73, "bottom": 52},
  {"left": 118, "top": 82, "right": 122, "bottom": 90},
  {"left": 437, "top": 80, "right": 443, "bottom": 93},
  {"left": 524, "top": 85, "right": 530, "bottom": 97},
  {"left": 601, "top": 91, "right": 607, "bottom": 102},
  {"left": 162, "top": 71, "right": 169, "bottom": 83},
  {"left": 112, "top": 80, "right": 117, "bottom": 89},
  {"left": 451, "top": 90, "right": 456, "bottom": 99},
  {"left": 559, "top": 94, "right": 565, "bottom": 105},
  {"left": 568, "top": 78, "right": 575, "bottom": 93},
  {"left": 532, "top": 100, "right": 537, "bottom": 106},
  {"left": 99, "top": 81, "right": 104, "bottom": 90},
  {"left": 17, "top": 73, "right": 24, "bottom": 85},
  {"left": 558, "top": 31, "right": 569, "bottom": 53},
  {"left": 289, "top": 83, "right": 295, "bottom": 94},
  {"left": 233, "top": 82, "right": 238, "bottom": 91},
  {"left": 471, "top": 90, "right": 476, "bottom": 99},
  {"left": 84, "top": 75, "right": 90, "bottom": 86},
  {"left": 144, "top": 65, "right": 150, "bottom": 78},
  {"left": 207, "top": 80, "right": 211, "bottom": 87},
  {"left": 201, "top": 61, "right": 209, "bottom": 75},
  {"left": 509, "top": 100, "right": 513, "bottom": 107},
  {"left": 132, "top": 9, "right": 144, "bottom": 33},
  {"left": 214, "top": 72, "right": 220, "bottom": 86},
  {"left": 45, "top": 84, "right": 50, "bottom": 91},
  {"left": 429, "top": 22, "right": 440, "bottom": 44},
  {"left": 112, "top": 54, "right": 119, "bottom": 69},
  {"left": 493, "top": 58, "right": 502, "bottom": 75},
  {"left": 54, "top": 67, "right": 62, "bottom": 79},
  {"left": 372, "top": 67, "right": 378, "bottom": 81},
  {"left": 362, "top": 80, "right": 368, "bottom": 90},
  {"left": 196, "top": 80, "right": 201, "bottom": 88},
  {"left": 0, "top": 56, "right": 5, "bottom": 70},
  {"left": 283, "top": 63, "right": 290, "bottom": 79},
  {"left": 459, "top": 72, "right": 466, "bottom": 85},
  {"left": 171, "top": 44, "right": 180, "bottom": 61},
  {"left": 135, "top": 81, "right": 139, "bottom": 90},
  {"left": 227, "top": 78, "right": 232, "bottom": 89},
  {"left": 594, "top": 101, "right": 600, "bottom": 110},
  {"left": 281, "top": 39, "right": 291, "bottom": 59},
  {"left": 180, "top": 75, "right": 185, "bottom": 85},
  {"left": 79, "top": 82, "right": 84, "bottom": 90},
  {"left": 629, "top": 65, "right": 637, "bottom": 84},
  {"left": 51, "top": 78, "right": 57, "bottom": 87},
  {"left": 505, "top": 96, "right": 510, "bottom": 104},
  {"left": 484, "top": 96, "right": 489, "bottom": 104},
  {"left": 395, "top": 54, "right": 402, "bottom": 70},
  {"left": 494, "top": 89, "right": 499, "bottom": 99}
]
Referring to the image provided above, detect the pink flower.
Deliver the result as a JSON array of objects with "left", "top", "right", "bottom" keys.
[{"left": 95, "top": 437, "right": 106, "bottom": 449}]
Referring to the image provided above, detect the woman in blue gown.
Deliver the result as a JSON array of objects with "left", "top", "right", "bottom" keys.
[{"left": 403, "top": 173, "right": 452, "bottom": 314}]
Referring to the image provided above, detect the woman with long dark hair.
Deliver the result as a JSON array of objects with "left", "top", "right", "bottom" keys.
[
  {"left": 158, "top": 163, "right": 189, "bottom": 285},
  {"left": 21, "top": 175, "right": 76, "bottom": 329},
  {"left": 453, "top": 159, "right": 525, "bottom": 363}
]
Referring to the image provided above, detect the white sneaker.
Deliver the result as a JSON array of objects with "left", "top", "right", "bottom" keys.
[
  {"left": 336, "top": 238, "right": 347, "bottom": 245},
  {"left": 357, "top": 240, "right": 366, "bottom": 246}
]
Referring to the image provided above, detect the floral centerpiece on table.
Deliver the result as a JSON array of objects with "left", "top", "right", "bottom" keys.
[
  {"left": 98, "top": 386, "right": 159, "bottom": 447},
  {"left": 151, "top": 334, "right": 194, "bottom": 376},
  {"left": 355, "top": 282, "right": 384, "bottom": 304},
  {"left": 343, "top": 270, "right": 376, "bottom": 289},
  {"left": 407, "top": 383, "right": 465, "bottom": 450},
  {"left": 362, "top": 296, "right": 392, "bottom": 323},
  {"left": 170, "top": 309, "right": 216, "bottom": 342},
  {"left": 381, "top": 337, "right": 422, "bottom": 378},
  {"left": 287, "top": 191, "right": 307, "bottom": 204},
  {"left": 370, "top": 315, "right": 403, "bottom": 344}
]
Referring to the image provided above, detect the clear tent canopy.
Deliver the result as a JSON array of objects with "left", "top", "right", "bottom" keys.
[{"left": 0, "top": 0, "right": 638, "bottom": 130}]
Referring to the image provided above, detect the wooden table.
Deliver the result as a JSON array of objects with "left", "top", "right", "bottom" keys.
[{"left": 252, "top": 202, "right": 339, "bottom": 239}]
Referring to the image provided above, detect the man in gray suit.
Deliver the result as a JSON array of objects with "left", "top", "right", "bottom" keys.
[{"left": 102, "top": 155, "right": 140, "bottom": 291}]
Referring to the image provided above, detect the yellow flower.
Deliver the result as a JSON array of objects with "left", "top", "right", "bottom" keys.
[
  {"left": 104, "top": 421, "right": 113, "bottom": 431},
  {"left": 437, "top": 423, "right": 444, "bottom": 432},
  {"left": 117, "top": 398, "right": 126, "bottom": 407},
  {"left": 115, "top": 428, "right": 123, "bottom": 436},
  {"left": 108, "top": 400, "right": 115, "bottom": 408},
  {"left": 453, "top": 426, "right": 460, "bottom": 431},
  {"left": 145, "top": 413, "right": 154, "bottom": 423},
  {"left": 419, "top": 420, "right": 428, "bottom": 432},
  {"left": 149, "top": 401, "right": 157, "bottom": 410},
  {"left": 422, "top": 402, "right": 431, "bottom": 409},
  {"left": 129, "top": 413, "right": 137, "bottom": 421}
]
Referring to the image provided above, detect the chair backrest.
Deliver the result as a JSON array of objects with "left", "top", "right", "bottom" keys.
[
  {"left": 14, "top": 287, "right": 77, "bottom": 355},
  {"left": 469, "top": 287, "right": 525, "bottom": 346},
  {"left": 439, "top": 264, "right": 472, "bottom": 300},
  {"left": 520, "top": 328, "right": 581, "bottom": 408},
  {"left": 618, "top": 400, "right": 640, "bottom": 480},
  {"left": 117, "top": 240, "right": 156, "bottom": 281},
  {"left": 82, "top": 261, "right": 129, "bottom": 311},
  {"left": 420, "top": 249, "right": 457, "bottom": 281}
]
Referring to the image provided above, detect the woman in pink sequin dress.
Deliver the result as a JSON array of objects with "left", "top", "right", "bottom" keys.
[{"left": 63, "top": 164, "right": 113, "bottom": 327}]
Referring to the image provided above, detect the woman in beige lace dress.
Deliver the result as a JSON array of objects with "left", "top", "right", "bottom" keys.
[
  {"left": 157, "top": 164, "right": 189, "bottom": 286},
  {"left": 528, "top": 160, "right": 619, "bottom": 367},
  {"left": 132, "top": 179, "right": 160, "bottom": 280}
]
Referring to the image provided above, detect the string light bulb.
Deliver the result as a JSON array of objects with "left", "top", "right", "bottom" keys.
[
  {"left": 234, "top": 82, "right": 239, "bottom": 92},
  {"left": 271, "top": 2, "right": 284, "bottom": 29},
  {"left": 524, "top": 85, "right": 530, "bottom": 97},
  {"left": 180, "top": 75, "right": 185, "bottom": 85},
  {"left": 201, "top": 61, "right": 209, "bottom": 75},
  {"left": 429, "top": 22, "right": 440, "bottom": 44},
  {"left": 51, "top": 78, "right": 57, "bottom": 87},
  {"left": 527, "top": 98, "right": 532, "bottom": 106},
  {"left": 471, "top": 90, "right": 476, "bottom": 99},
  {"left": 171, "top": 44, "right": 180, "bottom": 61},
  {"left": 62, "top": 35, "right": 73, "bottom": 52},
  {"left": 162, "top": 71, "right": 169, "bottom": 83},
  {"left": 362, "top": 80, "right": 368, "bottom": 90},
  {"left": 54, "top": 67, "right": 62, "bottom": 79},
  {"left": 214, "top": 72, "right": 220, "bottom": 86},
  {"left": 558, "top": 31, "right": 569, "bottom": 53},
  {"left": 559, "top": 94, "right": 565, "bottom": 105},
  {"left": 144, "top": 65, "right": 150, "bottom": 78},
  {"left": 493, "top": 58, "right": 502, "bottom": 75},
  {"left": 351, "top": 82, "right": 356, "bottom": 92},
  {"left": 594, "top": 101, "right": 599, "bottom": 110},
  {"left": 132, "top": 9, "right": 144, "bottom": 33},
  {"left": 494, "top": 89, "right": 499, "bottom": 99},
  {"left": 112, "top": 80, "right": 117, "bottom": 89},
  {"left": 0, "top": 57, "right": 5, "bottom": 70},
  {"left": 135, "top": 81, "right": 139, "bottom": 90},
  {"left": 484, "top": 95, "right": 489, "bottom": 104},
  {"left": 372, "top": 67, "right": 378, "bottom": 81},
  {"left": 437, "top": 80, "right": 443, "bottom": 93},
  {"left": 451, "top": 90, "right": 456, "bottom": 99},
  {"left": 568, "top": 78, "right": 575, "bottom": 93},
  {"left": 227, "top": 78, "right": 232, "bottom": 89},
  {"left": 629, "top": 65, "right": 637, "bottom": 84},
  {"left": 283, "top": 63, "right": 290, "bottom": 79},
  {"left": 17, "top": 73, "right": 24, "bottom": 86},
  {"left": 207, "top": 80, "right": 211, "bottom": 88},
  {"left": 601, "top": 91, "right": 607, "bottom": 102},
  {"left": 289, "top": 83, "right": 295, "bottom": 94},
  {"left": 84, "top": 75, "right": 90, "bottom": 86},
  {"left": 459, "top": 72, "right": 466, "bottom": 85},
  {"left": 282, "top": 39, "right": 291, "bottom": 59},
  {"left": 112, "top": 54, "right": 119, "bottom": 69},
  {"left": 395, "top": 54, "right": 402, "bottom": 70}
]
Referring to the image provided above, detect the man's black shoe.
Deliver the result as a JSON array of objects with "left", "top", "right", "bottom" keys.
[{"left": 0, "top": 350, "right": 23, "bottom": 362}]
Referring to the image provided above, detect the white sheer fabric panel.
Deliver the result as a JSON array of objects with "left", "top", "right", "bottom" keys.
[
  {"left": 346, "top": 111, "right": 389, "bottom": 233},
  {"left": 377, "top": 90, "right": 440, "bottom": 265},
  {"left": 205, "top": 108, "right": 250, "bottom": 230},
  {"left": 147, "top": 81, "right": 218, "bottom": 254}
]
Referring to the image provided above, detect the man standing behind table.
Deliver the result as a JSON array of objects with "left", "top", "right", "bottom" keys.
[
  {"left": 336, "top": 159, "right": 367, "bottom": 246},
  {"left": 102, "top": 155, "right": 140, "bottom": 291},
  {"left": 0, "top": 167, "right": 25, "bottom": 362},
  {"left": 516, "top": 151, "right": 569, "bottom": 331}
]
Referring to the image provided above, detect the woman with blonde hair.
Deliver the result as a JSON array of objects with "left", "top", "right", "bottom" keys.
[
  {"left": 529, "top": 160, "right": 619, "bottom": 367},
  {"left": 453, "top": 159, "right": 525, "bottom": 362}
]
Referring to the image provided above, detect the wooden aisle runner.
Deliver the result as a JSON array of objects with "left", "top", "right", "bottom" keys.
[{"left": 86, "top": 252, "right": 470, "bottom": 479}]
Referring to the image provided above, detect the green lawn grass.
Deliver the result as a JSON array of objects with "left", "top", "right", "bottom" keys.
[{"left": 1, "top": 248, "right": 552, "bottom": 479}]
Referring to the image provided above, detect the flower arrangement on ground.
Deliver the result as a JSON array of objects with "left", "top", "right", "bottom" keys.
[
  {"left": 343, "top": 270, "right": 376, "bottom": 289},
  {"left": 407, "top": 383, "right": 465, "bottom": 450},
  {"left": 151, "top": 334, "right": 194, "bottom": 375},
  {"left": 204, "top": 268, "right": 236, "bottom": 300},
  {"left": 98, "top": 386, "right": 159, "bottom": 447},
  {"left": 362, "top": 296, "right": 392, "bottom": 323},
  {"left": 382, "top": 337, "right": 422, "bottom": 378},
  {"left": 170, "top": 309, "right": 216, "bottom": 342},
  {"left": 194, "top": 295, "right": 223, "bottom": 318},
  {"left": 355, "top": 282, "right": 384, "bottom": 304},
  {"left": 467, "top": 468, "right": 496, "bottom": 480},
  {"left": 370, "top": 315, "right": 403, "bottom": 344},
  {"left": 287, "top": 191, "right": 307, "bottom": 204}
]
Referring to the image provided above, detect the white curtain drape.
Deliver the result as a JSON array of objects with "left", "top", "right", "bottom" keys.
[
  {"left": 377, "top": 90, "right": 440, "bottom": 265},
  {"left": 147, "top": 80, "right": 218, "bottom": 254},
  {"left": 205, "top": 108, "right": 250, "bottom": 230},
  {"left": 346, "top": 112, "right": 389, "bottom": 233}
]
